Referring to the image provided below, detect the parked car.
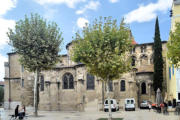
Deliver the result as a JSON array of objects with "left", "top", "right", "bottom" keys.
[
  {"left": 104, "top": 99, "right": 119, "bottom": 112},
  {"left": 125, "top": 98, "right": 135, "bottom": 111},
  {"left": 140, "top": 100, "right": 152, "bottom": 109}
]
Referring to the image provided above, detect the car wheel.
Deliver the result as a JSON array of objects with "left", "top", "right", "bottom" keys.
[
  {"left": 134, "top": 108, "right": 135, "bottom": 111},
  {"left": 125, "top": 108, "right": 127, "bottom": 111}
]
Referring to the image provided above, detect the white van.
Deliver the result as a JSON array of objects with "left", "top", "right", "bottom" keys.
[
  {"left": 125, "top": 98, "right": 135, "bottom": 111},
  {"left": 104, "top": 99, "right": 119, "bottom": 112}
]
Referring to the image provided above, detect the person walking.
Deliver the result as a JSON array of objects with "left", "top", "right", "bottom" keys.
[{"left": 148, "top": 102, "right": 152, "bottom": 111}]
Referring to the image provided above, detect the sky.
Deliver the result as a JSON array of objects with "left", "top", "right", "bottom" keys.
[{"left": 0, "top": 0, "right": 173, "bottom": 81}]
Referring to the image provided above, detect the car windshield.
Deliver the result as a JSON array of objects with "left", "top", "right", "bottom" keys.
[
  {"left": 127, "top": 100, "right": 134, "bottom": 104},
  {"left": 105, "top": 100, "right": 113, "bottom": 104}
]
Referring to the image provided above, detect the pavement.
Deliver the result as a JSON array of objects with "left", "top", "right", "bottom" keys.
[{"left": 0, "top": 108, "right": 180, "bottom": 120}]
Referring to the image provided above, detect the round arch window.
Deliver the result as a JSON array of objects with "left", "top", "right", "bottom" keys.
[{"left": 63, "top": 73, "right": 74, "bottom": 89}]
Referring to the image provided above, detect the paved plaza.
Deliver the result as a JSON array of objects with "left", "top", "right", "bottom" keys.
[{"left": 0, "top": 108, "right": 180, "bottom": 120}]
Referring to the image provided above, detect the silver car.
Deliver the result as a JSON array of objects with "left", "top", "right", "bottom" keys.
[{"left": 140, "top": 100, "right": 151, "bottom": 109}]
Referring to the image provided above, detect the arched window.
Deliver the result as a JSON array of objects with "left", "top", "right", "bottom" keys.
[
  {"left": 87, "top": 73, "right": 95, "bottom": 90},
  {"left": 141, "top": 45, "right": 146, "bottom": 53},
  {"left": 63, "top": 73, "right": 74, "bottom": 89},
  {"left": 140, "top": 54, "right": 148, "bottom": 65},
  {"left": 132, "top": 56, "right": 136, "bottom": 66},
  {"left": 120, "top": 80, "right": 125, "bottom": 91},
  {"left": 141, "top": 82, "right": 146, "bottom": 94}
]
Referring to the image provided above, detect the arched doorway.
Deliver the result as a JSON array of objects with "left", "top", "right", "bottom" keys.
[{"left": 141, "top": 82, "right": 146, "bottom": 94}]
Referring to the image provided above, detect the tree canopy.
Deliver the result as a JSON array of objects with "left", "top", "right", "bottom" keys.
[
  {"left": 8, "top": 13, "right": 63, "bottom": 72},
  {"left": 7, "top": 13, "right": 63, "bottom": 116},
  {"left": 153, "top": 17, "right": 163, "bottom": 92},
  {"left": 71, "top": 17, "right": 132, "bottom": 81},
  {"left": 167, "top": 22, "right": 180, "bottom": 67}
]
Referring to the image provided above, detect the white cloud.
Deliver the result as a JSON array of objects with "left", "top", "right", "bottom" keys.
[
  {"left": 0, "top": 54, "right": 8, "bottom": 81},
  {"left": 0, "top": 18, "right": 15, "bottom": 48},
  {"left": 77, "top": 17, "right": 89, "bottom": 28},
  {"left": 109, "top": 0, "right": 119, "bottom": 3},
  {"left": 0, "top": 0, "right": 16, "bottom": 81},
  {"left": 124, "top": 0, "right": 172, "bottom": 23},
  {"left": 0, "top": 0, "right": 16, "bottom": 48},
  {"left": 0, "top": 0, "right": 17, "bottom": 16},
  {"left": 43, "top": 7, "right": 58, "bottom": 20},
  {"left": 35, "top": 0, "right": 86, "bottom": 8},
  {"left": 76, "top": 1, "right": 100, "bottom": 15}
]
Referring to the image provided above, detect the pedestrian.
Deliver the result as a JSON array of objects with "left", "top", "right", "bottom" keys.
[
  {"left": 148, "top": 102, "right": 151, "bottom": 111},
  {"left": 15, "top": 105, "right": 19, "bottom": 119},
  {"left": 19, "top": 105, "right": 26, "bottom": 119}
]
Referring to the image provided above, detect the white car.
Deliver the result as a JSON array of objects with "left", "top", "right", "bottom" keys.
[
  {"left": 104, "top": 99, "right": 119, "bottom": 112},
  {"left": 125, "top": 98, "right": 135, "bottom": 111}
]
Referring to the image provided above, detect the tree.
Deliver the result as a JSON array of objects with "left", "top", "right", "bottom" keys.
[
  {"left": 167, "top": 22, "right": 180, "bottom": 67},
  {"left": 7, "top": 13, "right": 63, "bottom": 116},
  {"left": 71, "top": 17, "right": 132, "bottom": 120},
  {"left": 153, "top": 17, "right": 163, "bottom": 92}
]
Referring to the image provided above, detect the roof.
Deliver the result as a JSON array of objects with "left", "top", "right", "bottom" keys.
[
  {"left": 7, "top": 52, "right": 16, "bottom": 55},
  {"left": 135, "top": 41, "right": 167, "bottom": 46}
]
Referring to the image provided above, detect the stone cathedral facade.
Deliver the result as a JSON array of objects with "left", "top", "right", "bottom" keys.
[{"left": 4, "top": 41, "right": 168, "bottom": 111}]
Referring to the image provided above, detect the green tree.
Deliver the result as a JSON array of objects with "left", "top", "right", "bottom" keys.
[
  {"left": 0, "top": 86, "right": 4, "bottom": 103},
  {"left": 153, "top": 17, "right": 164, "bottom": 92},
  {"left": 167, "top": 22, "right": 180, "bottom": 67},
  {"left": 7, "top": 13, "right": 63, "bottom": 116},
  {"left": 71, "top": 17, "right": 132, "bottom": 120}
]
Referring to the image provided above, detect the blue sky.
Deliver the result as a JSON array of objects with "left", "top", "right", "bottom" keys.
[{"left": 0, "top": 0, "right": 173, "bottom": 80}]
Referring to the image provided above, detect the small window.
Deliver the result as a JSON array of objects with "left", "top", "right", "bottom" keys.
[
  {"left": 40, "top": 75, "right": 44, "bottom": 91},
  {"left": 178, "top": 93, "right": 180, "bottom": 100},
  {"left": 87, "top": 73, "right": 95, "bottom": 90},
  {"left": 131, "top": 56, "right": 136, "bottom": 66},
  {"left": 150, "top": 54, "right": 154, "bottom": 64},
  {"left": 172, "top": 64, "right": 174, "bottom": 75},
  {"left": 131, "top": 47, "right": 136, "bottom": 54},
  {"left": 141, "top": 45, "right": 146, "bottom": 53},
  {"left": 169, "top": 67, "right": 171, "bottom": 80},
  {"left": 109, "top": 81, "right": 113, "bottom": 92},
  {"left": 120, "top": 80, "right": 125, "bottom": 91},
  {"left": 21, "top": 79, "right": 24, "bottom": 88}
]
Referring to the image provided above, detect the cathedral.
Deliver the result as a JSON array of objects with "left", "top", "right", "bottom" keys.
[{"left": 4, "top": 40, "right": 168, "bottom": 111}]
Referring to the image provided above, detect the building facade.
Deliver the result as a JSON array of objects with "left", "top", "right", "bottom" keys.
[
  {"left": 166, "top": 0, "right": 180, "bottom": 103},
  {"left": 4, "top": 41, "right": 167, "bottom": 111}
]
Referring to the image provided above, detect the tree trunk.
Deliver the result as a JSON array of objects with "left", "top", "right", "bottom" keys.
[
  {"left": 34, "top": 69, "right": 39, "bottom": 117},
  {"left": 106, "top": 78, "right": 112, "bottom": 120},
  {"left": 102, "top": 81, "right": 105, "bottom": 110}
]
